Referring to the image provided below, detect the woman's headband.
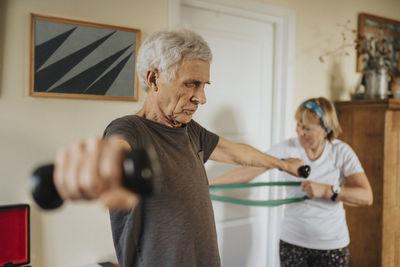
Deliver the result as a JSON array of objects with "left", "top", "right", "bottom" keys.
[{"left": 301, "top": 100, "right": 332, "bottom": 134}]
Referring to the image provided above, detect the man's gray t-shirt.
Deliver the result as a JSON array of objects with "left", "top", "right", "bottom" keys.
[{"left": 103, "top": 115, "right": 221, "bottom": 267}]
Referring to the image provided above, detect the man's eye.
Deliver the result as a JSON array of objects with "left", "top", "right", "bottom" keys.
[
  {"left": 185, "top": 82, "right": 200, "bottom": 88},
  {"left": 184, "top": 82, "right": 193, "bottom": 88}
]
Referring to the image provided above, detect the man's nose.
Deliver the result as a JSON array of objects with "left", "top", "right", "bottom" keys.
[{"left": 192, "top": 86, "right": 207, "bottom": 105}]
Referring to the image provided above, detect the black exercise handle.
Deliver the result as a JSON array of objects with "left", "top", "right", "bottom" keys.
[
  {"left": 30, "top": 148, "right": 157, "bottom": 210},
  {"left": 298, "top": 165, "right": 311, "bottom": 178}
]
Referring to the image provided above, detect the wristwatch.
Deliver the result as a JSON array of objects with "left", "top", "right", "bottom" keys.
[{"left": 331, "top": 184, "right": 341, "bottom": 201}]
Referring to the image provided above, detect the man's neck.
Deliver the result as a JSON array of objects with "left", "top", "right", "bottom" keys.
[{"left": 137, "top": 96, "right": 183, "bottom": 128}]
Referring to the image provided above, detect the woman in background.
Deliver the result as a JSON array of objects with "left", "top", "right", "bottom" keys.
[{"left": 210, "top": 97, "right": 373, "bottom": 267}]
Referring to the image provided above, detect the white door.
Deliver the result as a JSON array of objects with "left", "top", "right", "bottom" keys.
[{"left": 169, "top": 1, "right": 295, "bottom": 266}]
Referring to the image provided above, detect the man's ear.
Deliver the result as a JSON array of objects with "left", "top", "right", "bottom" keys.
[{"left": 146, "top": 69, "right": 159, "bottom": 91}]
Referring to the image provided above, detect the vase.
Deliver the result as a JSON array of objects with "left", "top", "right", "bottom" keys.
[{"left": 364, "top": 57, "right": 389, "bottom": 99}]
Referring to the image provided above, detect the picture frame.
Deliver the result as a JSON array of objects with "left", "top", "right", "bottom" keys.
[
  {"left": 357, "top": 13, "right": 400, "bottom": 75},
  {"left": 30, "top": 14, "right": 141, "bottom": 101}
]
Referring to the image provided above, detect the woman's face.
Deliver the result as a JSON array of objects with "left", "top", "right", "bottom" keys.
[{"left": 296, "top": 120, "right": 327, "bottom": 150}]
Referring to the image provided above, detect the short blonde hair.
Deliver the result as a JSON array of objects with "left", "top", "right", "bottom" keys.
[{"left": 295, "top": 97, "right": 342, "bottom": 142}]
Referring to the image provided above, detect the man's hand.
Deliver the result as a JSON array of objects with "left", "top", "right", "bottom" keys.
[
  {"left": 53, "top": 136, "right": 139, "bottom": 210},
  {"left": 301, "top": 180, "right": 332, "bottom": 198},
  {"left": 280, "top": 158, "right": 305, "bottom": 177}
]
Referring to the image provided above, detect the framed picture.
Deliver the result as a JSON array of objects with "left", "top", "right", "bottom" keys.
[
  {"left": 357, "top": 13, "right": 400, "bottom": 75},
  {"left": 30, "top": 14, "right": 141, "bottom": 101}
]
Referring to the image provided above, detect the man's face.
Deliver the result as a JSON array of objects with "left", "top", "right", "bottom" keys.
[{"left": 156, "top": 59, "right": 210, "bottom": 126}]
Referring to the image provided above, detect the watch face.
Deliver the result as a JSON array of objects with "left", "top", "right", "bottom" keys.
[{"left": 333, "top": 184, "right": 341, "bottom": 194}]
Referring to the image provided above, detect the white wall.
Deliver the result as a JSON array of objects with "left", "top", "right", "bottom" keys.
[
  {"left": 261, "top": 0, "right": 400, "bottom": 108},
  {"left": 1, "top": 0, "right": 399, "bottom": 266},
  {"left": 0, "top": 1, "right": 168, "bottom": 266}
]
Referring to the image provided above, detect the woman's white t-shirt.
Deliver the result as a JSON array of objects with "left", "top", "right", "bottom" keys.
[{"left": 267, "top": 138, "right": 364, "bottom": 250}]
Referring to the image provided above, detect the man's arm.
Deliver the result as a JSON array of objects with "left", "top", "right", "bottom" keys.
[
  {"left": 209, "top": 166, "right": 267, "bottom": 185},
  {"left": 53, "top": 135, "right": 139, "bottom": 210},
  {"left": 209, "top": 136, "right": 304, "bottom": 176}
]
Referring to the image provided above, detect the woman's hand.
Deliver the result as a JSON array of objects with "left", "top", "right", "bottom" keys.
[
  {"left": 301, "top": 180, "right": 332, "bottom": 199},
  {"left": 301, "top": 173, "right": 373, "bottom": 206}
]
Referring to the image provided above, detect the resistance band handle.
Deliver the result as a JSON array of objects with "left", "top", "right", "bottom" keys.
[
  {"left": 30, "top": 148, "right": 156, "bottom": 210},
  {"left": 298, "top": 165, "right": 311, "bottom": 178}
]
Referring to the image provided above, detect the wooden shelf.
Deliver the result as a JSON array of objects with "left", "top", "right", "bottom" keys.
[{"left": 335, "top": 98, "right": 400, "bottom": 110}]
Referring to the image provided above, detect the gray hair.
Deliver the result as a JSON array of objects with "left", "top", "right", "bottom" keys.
[{"left": 136, "top": 29, "right": 213, "bottom": 91}]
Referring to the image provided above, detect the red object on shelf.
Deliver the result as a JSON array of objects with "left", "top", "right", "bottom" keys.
[{"left": 0, "top": 204, "right": 30, "bottom": 266}]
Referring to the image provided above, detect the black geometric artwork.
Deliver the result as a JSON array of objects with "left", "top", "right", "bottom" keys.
[{"left": 30, "top": 14, "right": 141, "bottom": 101}]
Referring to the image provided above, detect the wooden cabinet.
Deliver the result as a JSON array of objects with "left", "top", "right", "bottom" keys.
[{"left": 335, "top": 99, "right": 400, "bottom": 267}]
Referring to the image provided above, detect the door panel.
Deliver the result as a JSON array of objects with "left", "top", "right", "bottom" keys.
[{"left": 180, "top": 3, "right": 275, "bottom": 266}]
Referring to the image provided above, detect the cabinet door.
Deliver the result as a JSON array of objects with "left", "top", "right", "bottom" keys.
[
  {"left": 336, "top": 104, "right": 385, "bottom": 267},
  {"left": 382, "top": 110, "right": 400, "bottom": 267}
]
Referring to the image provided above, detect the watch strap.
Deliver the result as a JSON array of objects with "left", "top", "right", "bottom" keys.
[
  {"left": 331, "top": 192, "right": 338, "bottom": 201},
  {"left": 330, "top": 185, "right": 339, "bottom": 201}
]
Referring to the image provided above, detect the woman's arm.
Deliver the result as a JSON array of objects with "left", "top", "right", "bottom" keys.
[
  {"left": 301, "top": 172, "right": 373, "bottom": 207},
  {"left": 209, "top": 166, "right": 267, "bottom": 185},
  {"left": 337, "top": 172, "right": 373, "bottom": 206}
]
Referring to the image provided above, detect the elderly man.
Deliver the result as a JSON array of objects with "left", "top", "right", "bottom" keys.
[{"left": 53, "top": 29, "right": 303, "bottom": 267}]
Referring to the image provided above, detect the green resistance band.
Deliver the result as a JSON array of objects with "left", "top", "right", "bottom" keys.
[{"left": 209, "top": 182, "right": 309, "bottom": 207}]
